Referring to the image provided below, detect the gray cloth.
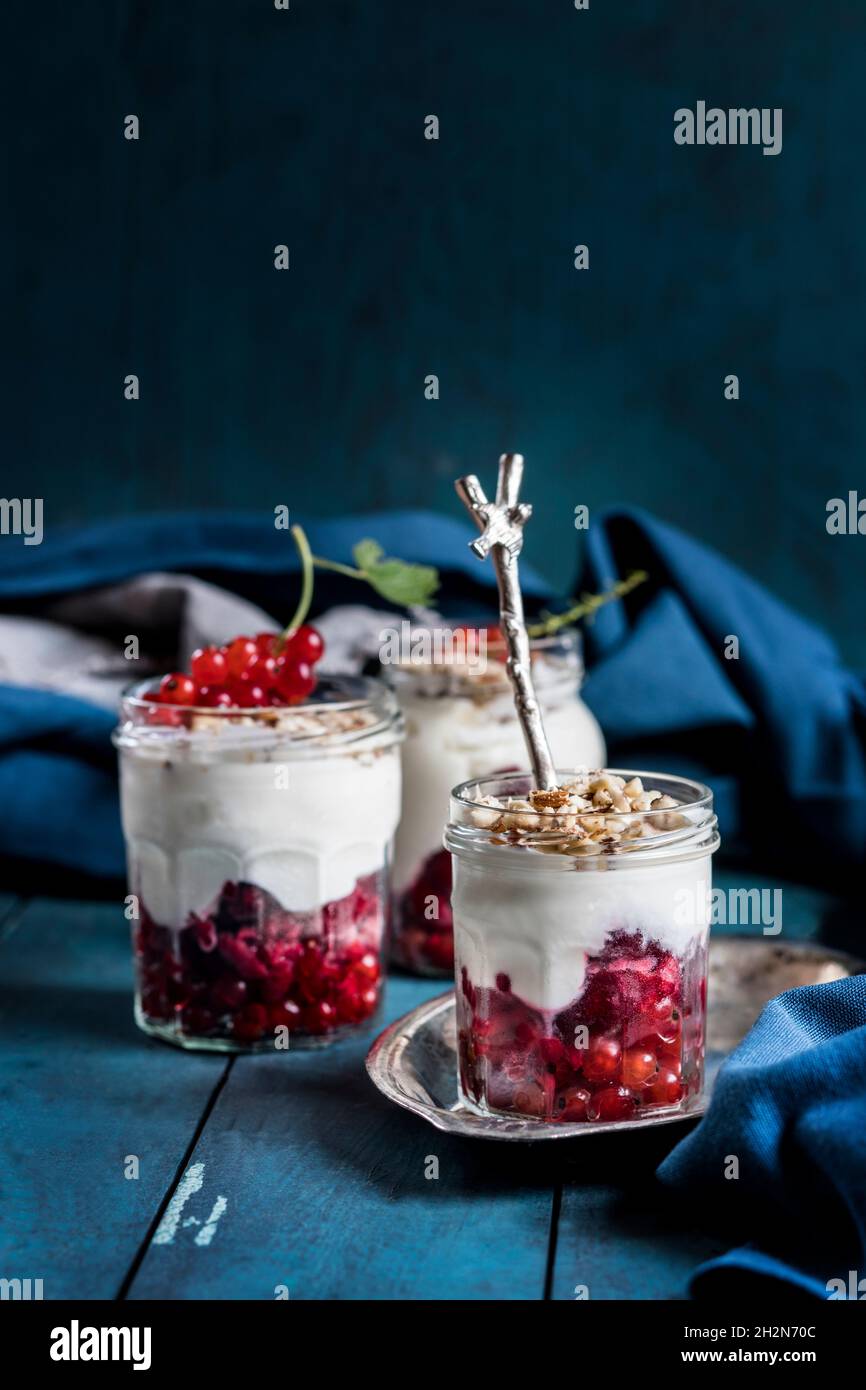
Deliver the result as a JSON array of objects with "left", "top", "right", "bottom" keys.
[
  {"left": 0, "top": 573, "right": 276, "bottom": 709},
  {"left": 0, "top": 577, "right": 393, "bottom": 709}
]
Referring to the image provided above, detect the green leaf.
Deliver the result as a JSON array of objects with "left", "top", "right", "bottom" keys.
[
  {"left": 352, "top": 537, "right": 440, "bottom": 608},
  {"left": 352, "top": 538, "right": 385, "bottom": 572}
]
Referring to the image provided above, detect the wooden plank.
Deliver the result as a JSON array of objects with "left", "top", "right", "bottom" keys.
[
  {"left": 128, "top": 976, "right": 556, "bottom": 1301},
  {"left": 550, "top": 1142, "right": 726, "bottom": 1300},
  {"left": 0, "top": 900, "right": 229, "bottom": 1299}
]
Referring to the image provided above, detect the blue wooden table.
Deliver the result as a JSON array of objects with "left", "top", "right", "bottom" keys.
[{"left": 0, "top": 871, "right": 852, "bottom": 1301}]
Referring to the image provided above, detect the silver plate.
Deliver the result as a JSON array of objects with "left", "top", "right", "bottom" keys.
[{"left": 367, "top": 936, "right": 864, "bottom": 1140}]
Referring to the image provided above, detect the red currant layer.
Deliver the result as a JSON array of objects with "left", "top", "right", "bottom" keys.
[
  {"left": 133, "top": 873, "right": 384, "bottom": 1048},
  {"left": 151, "top": 626, "right": 327, "bottom": 714},
  {"left": 392, "top": 849, "right": 455, "bottom": 975},
  {"left": 456, "top": 929, "right": 706, "bottom": 1123}
]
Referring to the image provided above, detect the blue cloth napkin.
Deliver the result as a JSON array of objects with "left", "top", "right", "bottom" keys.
[
  {"left": 580, "top": 508, "right": 866, "bottom": 876},
  {"left": 657, "top": 974, "right": 866, "bottom": 1299},
  {"left": 0, "top": 686, "right": 120, "bottom": 878},
  {"left": 0, "top": 510, "right": 553, "bottom": 607}
]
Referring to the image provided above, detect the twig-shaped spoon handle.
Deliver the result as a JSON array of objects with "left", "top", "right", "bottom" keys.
[{"left": 456, "top": 454, "right": 557, "bottom": 790}]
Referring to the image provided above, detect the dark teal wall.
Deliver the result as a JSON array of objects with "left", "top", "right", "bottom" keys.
[{"left": 7, "top": 1, "right": 866, "bottom": 663}]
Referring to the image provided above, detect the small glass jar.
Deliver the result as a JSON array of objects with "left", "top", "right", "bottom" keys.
[
  {"left": 113, "top": 676, "right": 403, "bottom": 1051},
  {"left": 444, "top": 770, "right": 719, "bottom": 1125},
  {"left": 389, "top": 629, "right": 604, "bottom": 977}
]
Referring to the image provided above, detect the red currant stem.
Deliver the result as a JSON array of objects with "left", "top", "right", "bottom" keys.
[
  {"left": 526, "top": 569, "right": 648, "bottom": 639},
  {"left": 277, "top": 524, "right": 317, "bottom": 650},
  {"left": 277, "top": 526, "right": 372, "bottom": 651},
  {"left": 310, "top": 555, "right": 365, "bottom": 580}
]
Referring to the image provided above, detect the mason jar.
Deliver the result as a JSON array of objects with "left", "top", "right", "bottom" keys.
[
  {"left": 113, "top": 675, "right": 403, "bottom": 1051},
  {"left": 389, "top": 629, "right": 604, "bottom": 976},
  {"left": 444, "top": 770, "right": 719, "bottom": 1125}
]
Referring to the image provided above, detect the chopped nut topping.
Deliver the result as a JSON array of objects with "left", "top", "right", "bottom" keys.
[
  {"left": 529, "top": 787, "right": 570, "bottom": 811},
  {"left": 466, "top": 769, "right": 687, "bottom": 852},
  {"left": 187, "top": 704, "right": 378, "bottom": 741}
]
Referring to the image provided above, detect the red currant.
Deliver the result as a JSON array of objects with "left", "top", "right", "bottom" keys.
[
  {"left": 353, "top": 951, "right": 380, "bottom": 982},
  {"left": 261, "top": 968, "right": 296, "bottom": 1003},
  {"left": 592, "top": 1086, "right": 637, "bottom": 1123},
  {"left": 191, "top": 646, "right": 228, "bottom": 685},
  {"left": 621, "top": 1047, "right": 658, "bottom": 1088},
  {"left": 582, "top": 1035, "right": 622, "bottom": 1083},
  {"left": 198, "top": 685, "right": 234, "bottom": 708},
  {"left": 556, "top": 1086, "right": 591, "bottom": 1122},
  {"left": 250, "top": 653, "right": 279, "bottom": 685},
  {"left": 651, "top": 994, "right": 677, "bottom": 1024},
  {"left": 305, "top": 1000, "right": 337, "bottom": 1034},
  {"left": 480, "top": 624, "right": 507, "bottom": 663},
  {"left": 255, "top": 632, "right": 278, "bottom": 656},
  {"left": 146, "top": 703, "right": 183, "bottom": 726},
  {"left": 210, "top": 978, "right": 248, "bottom": 1011},
  {"left": 269, "top": 1001, "right": 301, "bottom": 1032},
  {"left": 230, "top": 679, "right": 268, "bottom": 708},
  {"left": 512, "top": 1084, "right": 548, "bottom": 1118},
  {"left": 644, "top": 1068, "right": 684, "bottom": 1106},
  {"left": 159, "top": 673, "right": 198, "bottom": 706},
  {"left": 276, "top": 659, "right": 316, "bottom": 704},
  {"left": 226, "top": 636, "right": 259, "bottom": 678},
  {"left": 357, "top": 986, "right": 379, "bottom": 1017},
  {"left": 289, "top": 624, "right": 325, "bottom": 665},
  {"left": 232, "top": 1003, "right": 269, "bottom": 1042},
  {"left": 538, "top": 1037, "right": 566, "bottom": 1066}
]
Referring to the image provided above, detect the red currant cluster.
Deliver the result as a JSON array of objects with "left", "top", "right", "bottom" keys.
[{"left": 153, "top": 626, "right": 325, "bottom": 709}]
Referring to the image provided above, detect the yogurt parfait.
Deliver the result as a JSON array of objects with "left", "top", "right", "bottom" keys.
[
  {"left": 389, "top": 628, "right": 604, "bottom": 975},
  {"left": 114, "top": 660, "right": 403, "bottom": 1051},
  {"left": 445, "top": 770, "right": 719, "bottom": 1123}
]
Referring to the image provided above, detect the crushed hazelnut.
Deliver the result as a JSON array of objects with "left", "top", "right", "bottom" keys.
[
  {"left": 502, "top": 799, "right": 541, "bottom": 831},
  {"left": 465, "top": 769, "right": 685, "bottom": 857},
  {"left": 188, "top": 704, "right": 378, "bottom": 741},
  {"left": 529, "top": 787, "right": 570, "bottom": 811}
]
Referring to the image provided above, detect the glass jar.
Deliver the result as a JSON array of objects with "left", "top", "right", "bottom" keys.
[
  {"left": 113, "top": 675, "right": 403, "bottom": 1051},
  {"left": 444, "top": 770, "right": 719, "bottom": 1125},
  {"left": 389, "top": 629, "right": 604, "bottom": 976}
]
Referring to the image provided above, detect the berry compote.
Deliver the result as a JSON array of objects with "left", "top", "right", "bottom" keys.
[
  {"left": 456, "top": 929, "right": 707, "bottom": 1123},
  {"left": 134, "top": 872, "right": 387, "bottom": 1050},
  {"left": 391, "top": 848, "right": 456, "bottom": 974}
]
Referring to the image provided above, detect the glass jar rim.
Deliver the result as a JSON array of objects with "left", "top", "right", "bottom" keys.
[
  {"left": 388, "top": 623, "right": 581, "bottom": 662},
  {"left": 451, "top": 768, "right": 713, "bottom": 817},
  {"left": 113, "top": 673, "right": 404, "bottom": 756},
  {"left": 385, "top": 625, "right": 583, "bottom": 699},
  {"left": 446, "top": 768, "right": 719, "bottom": 871}
]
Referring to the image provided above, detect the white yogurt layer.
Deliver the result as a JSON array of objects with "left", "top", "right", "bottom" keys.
[
  {"left": 392, "top": 689, "right": 605, "bottom": 891},
  {"left": 119, "top": 745, "right": 401, "bottom": 928},
  {"left": 451, "top": 854, "right": 711, "bottom": 1012}
]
